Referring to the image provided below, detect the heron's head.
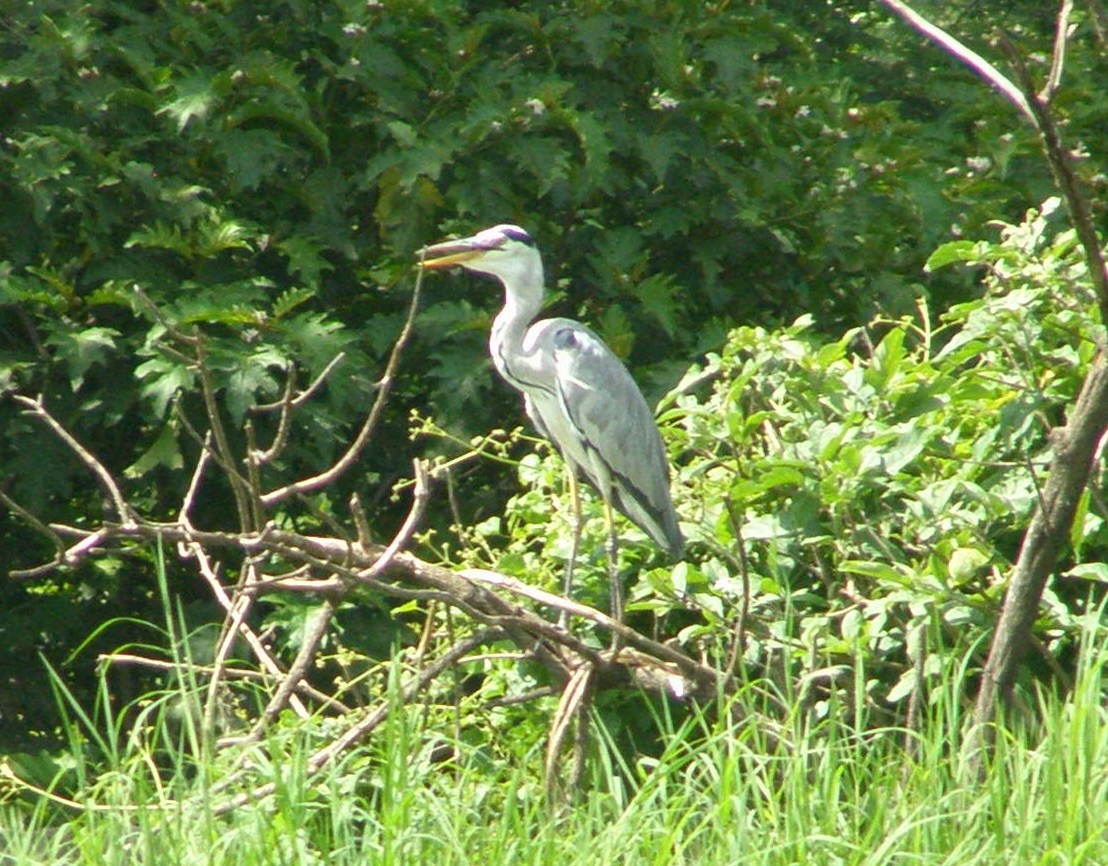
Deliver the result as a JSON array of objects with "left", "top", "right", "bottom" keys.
[{"left": 417, "top": 224, "right": 542, "bottom": 287}]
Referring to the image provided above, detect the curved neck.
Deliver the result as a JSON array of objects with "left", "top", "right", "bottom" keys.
[{"left": 488, "top": 253, "right": 546, "bottom": 388}]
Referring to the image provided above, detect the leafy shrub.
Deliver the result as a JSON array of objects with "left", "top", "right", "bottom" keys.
[{"left": 468, "top": 198, "right": 1102, "bottom": 716}]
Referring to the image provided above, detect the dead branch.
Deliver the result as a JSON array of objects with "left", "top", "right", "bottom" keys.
[
  {"left": 259, "top": 269, "right": 426, "bottom": 507},
  {"left": 1041, "top": 0, "right": 1074, "bottom": 102},
  {"left": 876, "top": 0, "right": 1035, "bottom": 121},
  {"left": 12, "top": 395, "right": 134, "bottom": 526},
  {"left": 247, "top": 596, "right": 337, "bottom": 741},
  {"left": 545, "top": 664, "right": 595, "bottom": 803},
  {"left": 188, "top": 540, "right": 310, "bottom": 719},
  {"left": 210, "top": 627, "right": 504, "bottom": 815},
  {"left": 2, "top": 262, "right": 735, "bottom": 810},
  {"left": 997, "top": 35, "right": 1108, "bottom": 322},
  {"left": 249, "top": 353, "right": 350, "bottom": 468}
]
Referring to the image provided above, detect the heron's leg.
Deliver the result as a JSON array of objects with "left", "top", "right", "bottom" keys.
[
  {"left": 605, "top": 498, "right": 623, "bottom": 652},
  {"left": 558, "top": 470, "right": 583, "bottom": 629}
]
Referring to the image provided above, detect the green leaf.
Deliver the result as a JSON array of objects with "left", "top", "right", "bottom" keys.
[
  {"left": 158, "top": 72, "right": 218, "bottom": 132},
  {"left": 136, "top": 356, "right": 195, "bottom": 418},
  {"left": 215, "top": 128, "right": 293, "bottom": 192},
  {"left": 224, "top": 348, "right": 285, "bottom": 422},
  {"left": 124, "top": 420, "right": 184, "bottom": 478},
  {"left": 276, "top": 237, "right": 332, "bottom": 289},
  {"left": 924, "top": 240, "right": 981, "bottom": 272},
  {"left": 632, "top": 273, "right": 681, "bottom": 337},
  {"left": 46, "top": 326, "right": 119, "bottom": 389},
  {"left": 1064, "top": 563, "right": 1108, "bottom": 583}
]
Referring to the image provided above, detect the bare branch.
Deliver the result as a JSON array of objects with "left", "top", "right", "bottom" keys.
[
  {"left": 12, "top": 395, "right": 134, "bottom": 527},
  {"left": 997, "top": 35, "right": 1108, "bottom": 322},
  {"left": 211, "top": 628, "right": 503, "bottom": 815},
  {"left": 193, "top": 337, "right": 257, "bottom": 530},
  {"left": 174, "top": 403, "right": 256, "bottom": 505},
  {"left": 249, "top": 362, "right": 298, "bottom": 467},
  {"left": 132, "top": 284, "right": 199, "bottom": 346},
  {"left": 177, "top": 431, "right": 213, "bottom": 536},
  {"left": 349, "top": 492, "right": 373, "bottom": 549},
  {"left": 260, "top": 268, "right": 426, "bottom": 507},
  {"left": 362, "top": 458, "right": 431, "bottom": 579},
  {"left": 99, "top": 653, "right": 351, "bottom": 720},
  {"left": 876, "top": 0, "right": 1035, "bottom": 123},
  {"left": 1041, "top": 0, "right": 1075, "bottom": 102},
  {"left": 246, "top": 596, "right": 337, "bottom": 741},
  {"left": 189, "top": 541, "right": 310, "bottom": 719},
  {"left": 545, "top": 664, "right": 594, "bottom": 802},
  {"left": 0, "top": 487, "right": 68, "bottom": 577},
  {"left": 460, "top": 567, "right": 721, "bottom": 692},
  {"left": 254, "top": 352, "right": 347, "bottom": 413}
]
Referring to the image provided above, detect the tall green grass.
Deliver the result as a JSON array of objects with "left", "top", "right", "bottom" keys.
[{"left": 4, "top": 623, "right": 1108, "bottom": 865}]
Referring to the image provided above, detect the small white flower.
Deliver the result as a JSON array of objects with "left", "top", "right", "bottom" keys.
[
  {"left": 649, "top": 89, "right": 680, "bottom": 111},
  {"left": 342, "top": 22, "right": 367, "bottom": 36},
  {"left": 524, "top": 98, "right": 546, "bottom": 116}
]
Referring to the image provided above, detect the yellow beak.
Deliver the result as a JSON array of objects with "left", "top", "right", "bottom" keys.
[
  {"left": 417, "top": 247, "right": 483, "bottom": 270},
  {"left": 417, "top": 234, "right": 503, "bottom": 269}
]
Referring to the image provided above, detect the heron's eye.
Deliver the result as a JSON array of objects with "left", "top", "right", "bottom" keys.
[
  {"left": 553, "top": 328, "right": 578, "bottom": 350},
  {"left": 501, "top": 227, "right": 535, "bottom": 246}
]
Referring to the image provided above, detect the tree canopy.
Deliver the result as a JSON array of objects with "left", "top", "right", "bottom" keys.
[{"left": 1, "top": 0, "right": 1106, "bottom": 794}]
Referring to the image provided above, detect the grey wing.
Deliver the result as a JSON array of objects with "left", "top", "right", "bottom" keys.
[{"left": 545, "top": 322, "right": 683, "bottom": 558}]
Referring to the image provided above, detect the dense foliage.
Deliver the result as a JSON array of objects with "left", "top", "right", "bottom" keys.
[
  {"left": 1, "top": 0, "right": 1106, "bottom": 773},
  {"left": 462, "top": 197, "right": 1104, "bottom": 729}
]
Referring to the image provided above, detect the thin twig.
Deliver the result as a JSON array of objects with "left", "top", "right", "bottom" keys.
[
  {"left": 0, "top": 487, "right": 67, "bottom": 575},
  {"left": 174, "top": 402, "right": 256, "bottom": 505},
  {"left": 12, "top": 395, "right": 135, "bottom": 526},
  {"left": 100, "top": 653, "right": 351, "bottom": 712},
  {"left": 202, "top": 558, "right": 262, "bottom": 736},
  {"left": 349, "top": 492, "right": 373, "bottom": 549},
  {"left": 132, "top": 284, "right": 199, "bottom": 345},
  {"left": 997, "top": 35, "right": 1108, "bottom": 322},
  {"left": 255, "top": 352, "right": 347, "bottom": 413},
  {"left": 193, "top": 336, "right": 255, "bottom": 530},
  {"left": 362, "top": 458, "right": 431, "bottom": 580},
  {"left": 100, "top": 653, "right": 271, "bottom": 681},
  {"left": 260, "top": 268, "right": 426, "bottom": 507},
  {"left": 246, "top": 596, "right": 338, "bottom": 741},
  {"left": 1041, "top": 0, "right": 1074, "bottom": 102},
  {"left": 189, "top": 542, "right": 310, "bottom": 719},
  {"left": 545, "top": 664, "right": 595, "bottom": 803},
  {"left": 251, "top": 362, "right": 297, "bottom": 465},
  {"left": 176, "top": 432, "right": 213, "bottom": 549},
  {"left": 482, "top": 685, "right": 559, "bottom": 708},
  {"left": 242, "top": 421, "right": 267, "bottom": 527}
]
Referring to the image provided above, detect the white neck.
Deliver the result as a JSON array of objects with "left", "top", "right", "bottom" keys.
[{"left": 487, "top": 251, "right": 546, "bottom": 388}]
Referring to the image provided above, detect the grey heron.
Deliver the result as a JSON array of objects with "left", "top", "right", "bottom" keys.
[{"left": 417, "top": 224, "right": 683, "bottom": 636}]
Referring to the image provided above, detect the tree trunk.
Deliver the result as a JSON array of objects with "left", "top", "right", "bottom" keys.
[{"left": 972, "top": 354, "right": 1108, "bottom": 731}]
